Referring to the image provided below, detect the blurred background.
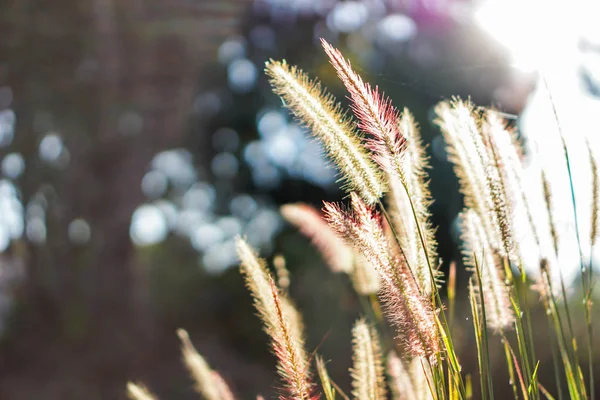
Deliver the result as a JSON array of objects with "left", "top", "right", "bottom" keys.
[{"left": 1, "top": 0, "right": 599, "bottom": 399}]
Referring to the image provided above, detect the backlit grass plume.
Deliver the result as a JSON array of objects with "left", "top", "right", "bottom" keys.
[
  {"left": 322, "top": 40, "right": 439, "bottom": 293},
  {"left": 324, "top": 192, "right": 439, "bottom": 359},
  {"left": 177, "top": 329, "right": 235, "bottom": 400},
  {"left": 387, "top": 352, "right": 433, "bottom": 400},
  {"left": 321, "top": 40, "right": 405, "bottom": 175},
  {"left": 126, "top": 41, "right": 598, "bottom": 400},
  {"left": 127, "top": 383, "right": 158, "bottom": 400},
  {"left": 351, "top": 252, "right": 381, "bottom": 296},
  {"left": 461, "top": 209, "right": 514, "bottom": 332},
  {"left": 483, "top": 111, "right": 542, "bottom": 255},
  {"left": 387, "top": 351, "right": 416, "bottom": 400},
  {"left": 282, "top": 202, "right": 380, "bottom": 294},
  {"left": 409, "top": 359, "right": 434, "bottom": 400},
  {"left": 350, "top": 319, "right": 387, "bottom": 400},
  {"left": 436, "top": 100, "right": 515, "bottom": 261},
  {"left": 265, "top": 60, "right": 385, "bottom": 205},
  {"left": 388, "top": 111, "right": 439, "bottom": 294},
  {"left": 281, "top": 203, "right": 354, "bottom": 274},
  {"left": 236, "top": 238, "right": 316, "bottom": 400},
  {"left": 589, "top": 140, "right": 599, "bottom": 247}
]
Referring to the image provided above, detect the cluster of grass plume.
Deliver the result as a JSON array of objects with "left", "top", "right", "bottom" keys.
[{"left": 127, "top": 40, "right": 599, "bottom": 400}]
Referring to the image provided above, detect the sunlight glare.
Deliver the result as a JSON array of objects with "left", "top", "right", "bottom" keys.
[{"left": 474, "top": 0, "right": 581, "bottom": 72}]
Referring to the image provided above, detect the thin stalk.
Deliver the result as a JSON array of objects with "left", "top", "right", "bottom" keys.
[
  {"left": 469, "top": 281, "right": 487, "bottom": 399},
  {"left": 474, "top": 256, "right": 495, "bottom": 400},
  {"left": 329, "top": 378, "right": 351, "bottom": 400},
  {"left": 397, "top": 176, "right": 435, "bottom": 290},
  {"left": 488, "top": 131, "right": 539, "bottom": 388},
  {"left": 538, "top": 383, "right": 557, "bottom": 400},
  {"left": 424, "top": 358, "right": 442, "bottom": 400},
  {"left": 504, "top": 334, "right": 531, "bottom": 400},
  {"left": 379, "top": 203, "right": 450, "bottom": 400},
  {"left": 516, "top": 266, "right": 537, "bottom": 377},
  {"left": 466, "top": 374, "right": 473, "bottom": 400},
  {"left": 529, "top": 362, "right": 541, "bottom": 398},
  {"left": 504, "top": 258, "right": 537, "bottom": 398},
  {"left": 537, "top": 270, "right": 573, "bottom": 396},
  {"left": 389, "top": 185, "right": 468, "bottom": 400},
  {"left": 542, "top": 169, "right": 585, "bottom": 396},
  {"left": 542, "top": 76, "right": 593, "bottom": 398},
  {"left": 544, "top": 273, "right": 585, "bottom": 400},
  {"left": 380, "top": 201, "right": 465, "bottom": 400},
  {"left": 548, "top": 317, "right": 565, "bottom": 400},
  {"left": 434, "top": 352, "right": 448, "bottom": 400},
  {"left": 486, "top": 130, "right": 539, "bottom": 397},
  {"left": 586, "top": 251, "right": 594, "bottom": 400},
  {"left": 379, "top": 203, "right": 442, "bottom": 360},
  {"left": 502, "top": 336, "right": 520, "bottom": 400},
  {"left": 448, "top": 262, "right": 457, "bottom": 332}
]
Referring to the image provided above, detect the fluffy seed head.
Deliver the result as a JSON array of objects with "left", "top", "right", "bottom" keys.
[
  {"left": 236, "top": 238, "right": 316, "bottom": 400},
  {"left": 350, "top": 319, "right": 387, "bottom": 400},
  {"left": 479, "top": 115, "right": 518, "bottom": 262},
  {"left": 387, "top": 110, "right": 439, "bottom": 294},
  {"left": 324, "top": 193, "right": 439, "bottom": 359},
  {"left": 321, "top": 39, "right": 405, "bottom": 175},
  {"left": 386, "top": 351, "right": 433, "bottom": 400},
  {"left": 409, "top": 358, "right": 434, "bottom": 400},
  {"left": 387, "top": 351, "right": 416, "bottom": 400},
  {"left": 127, "top": 383, "right": 158, "bottom": 400},
  {"left": 541, "top": 171, "right": 560, "bottom": 257},
  {"left": 321, "top": 40, "right": 439, "bottom": 291},
  {"left": 177, "top": 329, "right": 235, "bottom": 400},
  {"left": 281, "top": 203, "right": 354, "bottom": 273},
  {"left": 484, "top": 110, "right": 544, "bottom": 261},
  {"left": 461, "top": 209, "right": 514, "bottom": 331},
  {"left": 436, "top": 100, "right": 508, "bottom": 256},
  {"left": 351, "top": 253, "right": 381, "bottom": 295},
  {"left": 588, "top": 140, "right": 599, "bottom": 247},
  {"left": 266, "top": 60, "right": 385, "bottom": 204}
]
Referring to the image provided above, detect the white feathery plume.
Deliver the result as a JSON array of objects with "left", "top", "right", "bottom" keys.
[{"left": 266, "top": 60, "right": 385, "bottom": 205}]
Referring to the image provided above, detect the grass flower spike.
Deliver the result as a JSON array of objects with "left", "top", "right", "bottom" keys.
[
  {"left": 324, "top": 193, "right": 439, "bottom": 359},
  {"left": 323, "top": 40, "right": 439, "bottom": 293},
  {"left": 351, "top": 253, "right": 381, "bottom": 296},
  {"left": 436, "top": 100, "right": 516, "bottom": 261},
  {"left": 409, "top": 358, "right": 434, "bottom": 400},
  {"left": 461, "top": 209, "right": 514, "bottom": 331},
  {"left": 321, "top": 39, "right": 405, "bottom": 175},
  {"left": 127, "top": 383, "right": 158, "bottom": 400},
  {"left": 387, "top": 351, "right": 416, "bottom": 400},
  {"left": 484, "top": 111, "right": 542, "bottom": 255},
  {"left": 387, "top": 352, "right": 433, "bottom": 400},
  {"left": 589, "top": 140, "right": 599, "bottom": 247},
  {"left": 236, "top": 238, "right": 316, "bottom": 400},
  {"left": 388, "top": 111, "right": 439, "bottom": 294},
  {"left": 281, "top": 203, "right": 354, "bottom": 274},
  {"left": 350, "top": 319, "right": 386, "bottom": 400},
  {"left": 281, "top": 203, "right": 379, "bottom": 294},
  {"left": 177, "top": 329, "right": 235, "bottom": 400},
  {"left": 266, "top": 60, "right": 385, "bottom": 205}
]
